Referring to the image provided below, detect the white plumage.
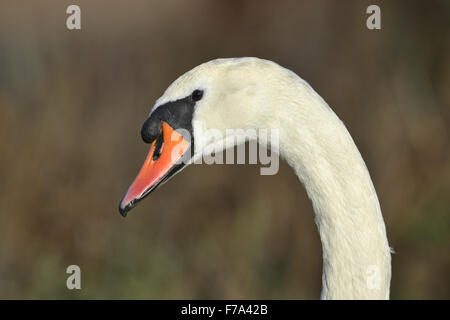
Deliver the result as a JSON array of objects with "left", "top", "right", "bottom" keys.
[{"left": 152, "top": 57, "right": 392, "bottom": 299}]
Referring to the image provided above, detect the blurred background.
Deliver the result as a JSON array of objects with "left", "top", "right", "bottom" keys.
[{"left": 0, "top": 0, "right": 449, "bottom": 299}]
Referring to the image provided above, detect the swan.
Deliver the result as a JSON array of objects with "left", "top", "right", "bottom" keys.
[{"left": 119, "top": 57, "right": 392, "bottom": 299}]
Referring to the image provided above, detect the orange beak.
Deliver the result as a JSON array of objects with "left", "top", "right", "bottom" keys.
[{"left": 119, "top": 121, "right": 191, "bottom": 216}]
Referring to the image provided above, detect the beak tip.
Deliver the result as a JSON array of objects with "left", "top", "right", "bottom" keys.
[{"left": 118, "top": 201, "right": 129, "bottom": 217}]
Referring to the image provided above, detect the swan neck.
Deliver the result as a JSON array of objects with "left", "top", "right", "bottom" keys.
[{"left": 274, "top": 89, "right": 391, "bottom": 299}]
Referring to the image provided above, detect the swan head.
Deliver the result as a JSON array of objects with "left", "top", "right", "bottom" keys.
[{"left": 119, "top": 57, "right": 295, "bottom": 216}]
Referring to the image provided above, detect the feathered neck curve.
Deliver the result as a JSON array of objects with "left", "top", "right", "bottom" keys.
[
  {"left": 152, "top": 57, "right": 392, "bottom": 299},
  {"left": 262, "top": 67, "right": 392, "bottom": 299}
]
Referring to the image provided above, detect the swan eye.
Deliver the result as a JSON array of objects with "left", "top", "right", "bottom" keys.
[{"left": 191, "top": 89, "right": 203, "bottom": 102}]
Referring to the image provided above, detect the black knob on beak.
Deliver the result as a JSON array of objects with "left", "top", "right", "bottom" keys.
[{"left": 141, "top": 116, "right": 162, "bottom": 144}]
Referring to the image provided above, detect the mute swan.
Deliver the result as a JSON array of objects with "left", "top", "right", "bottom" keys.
[{"left": 119, "top": 57, "right": 392, "bottom": 299}]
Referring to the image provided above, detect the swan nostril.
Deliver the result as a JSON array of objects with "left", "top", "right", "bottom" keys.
[{"left": 152, "top": 133, "right": 164, "bottom": 161}]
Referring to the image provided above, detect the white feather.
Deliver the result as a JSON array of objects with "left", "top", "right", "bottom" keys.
[{"left": 153, "top": 57, "right": 392, "bottom": 299}]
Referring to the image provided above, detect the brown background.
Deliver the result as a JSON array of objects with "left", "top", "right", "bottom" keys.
[{"left": 0, "top": 0, "right": 449, "bottom": 299}]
